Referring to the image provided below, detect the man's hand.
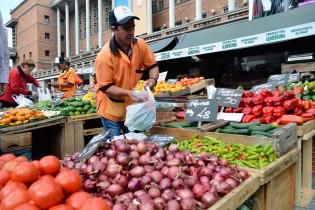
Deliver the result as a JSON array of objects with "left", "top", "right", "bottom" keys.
[
  {"left": 48, "top": 82, "right": 58, "bottom": 88},
  {"left": 144, "top": 78, "right": 157, "bottom": 89}
]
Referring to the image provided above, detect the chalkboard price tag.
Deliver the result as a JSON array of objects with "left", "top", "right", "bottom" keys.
[
  {"left": 75, "top": 130, "right": 110, "bottom": 162},
  {"left": 251, "top": 81, "right": 277, "bottom": 94},
  {"left": 149, "top": 135, "right": 176, "bottom": 147},
  {"left": 268, "top": 74, "right": 289, "bottom": 86},
  {"left": 288, "top": 73, "right": 300, "bottom": 83},
  {"left": 213, "top": 88, "right": 243, "bottom": 108},
  {"left": 186, "top": 99, "right": 218, "bottom": 122}
]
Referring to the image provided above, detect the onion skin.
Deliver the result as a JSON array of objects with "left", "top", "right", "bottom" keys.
[
  {"left": 136, "top": 142, "right": 147, "bottom": 154},
  {"left": 107, "top": 184, "right": 124, "bottom": 197},
  {"left": 154, "top": 197, "right": 166, "bottom": 210},
  {"left": 106, "top": 149, "right": 117, "bottom": 158},
  {"left": 184, "top": 176, "right": 198, "bottom": 187},
  {"left": 172, "top": 178, "right": 184, "bottom": 189},
  {"left": 225, "top": 177, "right": 238, "bottom": 189},
  {"left": 144, "top": 165, "right": 154, "bottom": 173},
  {"left": 105, "top": 163, "right": 122, "bottom": 178},
  {"left": 148, "top": 187, "right": 161, "bottom": 198},
  {"left": 201, "top": 191, "right": 218, "bottom": 208},
  {"left": 127, "top": 203, "right": 138, "bottom": 210},
  {"left": 140, "top": 175, "right": 152, "bottom": 187},
  {"left": 162, "top": 189, "right": 176, "bottom": 201},
  {"left": 216, "top": 181, "right": 231, "bottom": 195},
  {"left": 112, "top": 203, "right": 126, "bottom": 210},
  {"left": 176, "top": 188, "right": 194, "bottom": 200},
  {"left": 129, "top": 166, "right": 145, "bottom": 178},
  {"left": 166, "top": 200, "right": 180, "bottom": 210},
  {"left": 114, "top": 174, "right": 128, "bottom": 188},
  {"left": 159, "top": 178, "right": 171, "bottom": 190},
  {"left": 116, "top": 153, "right": 129, "bottom": 165},
  {"left": 167, "top": 166, "right": 179, "bottom": 180},
  {"left": 180, "top": 198, "right": 196, "bottom": 210},
  {"left": 139, "top": 201, "right": 155, "bottom": 210},
  {"left": 167, "top": 158, "right": 181, "bottom": 167},
  {"left": 128, "top": 178, "right": 140, "bottom": 191},
  {"left": 150, "top": 171, "right": 163, "bottom": 183},
  {"left": 193, "top": 183, "right": 205, "bottom": 198}
]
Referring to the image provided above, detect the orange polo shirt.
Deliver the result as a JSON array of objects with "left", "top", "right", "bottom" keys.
[
  {"left": 57, "top": 67, "right": 76, "bottom": 98},
  {"left": 94, "top": 37, "right": 157, "bottom": 121}
]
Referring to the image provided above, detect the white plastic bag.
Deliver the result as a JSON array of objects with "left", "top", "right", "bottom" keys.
[
  {"left": 125, "top": 87, "right": 156, "bottom": 131},
  {"left": 38, "top": 88, "right": 52, "bottom": 102},
  {"left": 12, "top": 94, "right": 34, "bottom": 108}
]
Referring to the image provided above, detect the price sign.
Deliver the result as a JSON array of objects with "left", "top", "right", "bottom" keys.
[
  {"left": 149, "top": 135, "right": 176, "bottom": 147},
  {"left": 213, "top": 88, "right": 243, "bottom": 108},
  {"left": 268, "top": 74, "right": 289, "bottom": 86},
  {"left": 75, "top": 131, "right": 110, "bottom": 162},
  {"left": 158, "top": 71, "right": 168, "bottom": 82},
  {"left": 288, "top": 73, "right": 300, "bottom": 83},
  {"left": 251, "top": 82, "right": 277, "bottom": 94},
  {"left": 186, "top": 99, "right": 218, "bottom": 122},
  {"left": 217, "top": 112, "right": 244, "bottom": 122},
  {"left": 167, "top": 79, "right": 178, "bottom": 84}
]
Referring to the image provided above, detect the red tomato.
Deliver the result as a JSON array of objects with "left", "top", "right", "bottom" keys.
[
  {"left": 0, "top": 188, "right": 30, "bottom": 210},
  {"left": 79, "top": 198, "right": 111, "bottom": 210},
  {"left": 0, "top": 154, "right": 16, "bottom": 162},
  {"left": 0, "top": 181, "right": 27, "bottom": 201},
  {"left": 13, "top": 203, "right": 41, "bottom": 210},
  {"left": 55, "top": 170, "right": 82, "bottom": 194},
  {"left": 38, "top": 156, "right": 61, "bottom": 176},
  {"left": 11, "top": 162, "right": 39, "bottom": 185},
  {"left": 48, "top": 204, "right": 74, "bottom": 210},
  {"left": 0, "top": 170, "right": 11, "bottom": 186},
  {"left": 28, "top": 179, "right": 64, "bottom": 209},
  {"left": 31, "top": 161, "right": 39, "bottom": 170},
  {"left": 2, "top": 160, "right": 19, "bottom": 171},
  {"left": 66, "top": 192, "right": 92, "bottom": 209},
  {"left": 15, "top": 156, "right": 28, "bottom": 163}
]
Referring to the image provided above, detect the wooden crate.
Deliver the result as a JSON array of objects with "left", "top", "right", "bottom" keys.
[
  {"left": 253, "top": 163, "right": 297, "bottom": 210},
  {"left": 296, "top": 119, "right": 315, "bottom": 137},
  {"left": 189, "top": 79, "right": 215, "bottom": 94},
  {"left": 170, "top": 87, "right": 190, "bottom": 96},
  {"left": 281, "top": 62, "right": 315, "bottom": 73},
  {"left": 0, "top": 132, "right": 32, "bottom": 153},
  {"left": 156, "top": 111, "right": 177, "bottom": 121},
  {"left": 66, "top": 113, "right": 100, "bottom": 122},
  {"left": 209, "top": 175, "right": 260, "bottom": 210}
]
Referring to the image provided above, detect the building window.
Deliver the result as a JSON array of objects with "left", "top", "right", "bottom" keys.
[
  {"left": 176, "top": 0, "right": 189, "bottom": 4},
  {"left": 45, "top": 33, "right": 50, "bottom": 39},
  {"left": 104, "top": 0, "right": 111, "bottom": 30},
  {"left": 202, "top": 12, "right": 208, "bottom": 18},
  {"left": 153, "top": 0, "right": 164, "bottom": 13},
  {"left": 44, "top": 15, "right": 50, "bottom": 23},
  {"left": 222, "top": 6, "right": 228, "bottom": 13},
  {"left": 23, "top": 54, "right": 25, "bottom": 60},
  {"left": 175, "top": 20, "right": 182, "bottom": 26},
  {"left": 45, "top": 50, "right": 50, "bottom": 57},
  {"left": 61, "top": 35, "right": 64, "bottom": 41},
  {"left": 94, "top": 3, "right": 99, "bottom": 35},
  {"left": 29, "top": 52, "right": 32, "bottom": 59},
  {"left": 153, "top": 26, "right": 162, "bottom": 32}
]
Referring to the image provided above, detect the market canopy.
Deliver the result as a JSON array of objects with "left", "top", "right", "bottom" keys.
[
  {"left": 155, "top": 6, "right": 315, "bottom": 61},
  {"left": 148, "top": 36, "right": 178, "bottom": 53}
]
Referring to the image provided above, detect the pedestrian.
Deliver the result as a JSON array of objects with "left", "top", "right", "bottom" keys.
[{"left": 94, "top": 6, "right": 159, "bottom": 137}]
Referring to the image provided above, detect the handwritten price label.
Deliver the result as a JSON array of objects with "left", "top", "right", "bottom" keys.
[{"left": 186, "top": 99, "right": 218, "bottom": 122}]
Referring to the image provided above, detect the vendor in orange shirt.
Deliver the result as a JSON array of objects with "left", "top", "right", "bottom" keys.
[
  {"left": 48, "top": 57, "right": 76, "bottom": 99},
  {"left": 65, "top": 60, "right": 84, "bottom": 89},
  {"left": 94, "top": 6, "right": 159, "bottom": 138}
]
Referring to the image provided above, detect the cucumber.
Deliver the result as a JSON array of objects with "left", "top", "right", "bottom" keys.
[
  {"left": 249, "top": 124, "right": 277, "bottom": 132},
  {"left": 250, "top": 131, "right": 272, "bottom": 138},
  {"left": 230, "top": 121, "right": 261, "bottom": 129},
  {"left": 220, "top": 128, "right": 250, "bottom": 135}
]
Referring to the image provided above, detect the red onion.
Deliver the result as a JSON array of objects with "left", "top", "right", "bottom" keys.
[
  {"left": 130, "top": 166, "right": 145, "bottom": 177},
  {"left": 130, "top": 151, "right": 140, "bottom": 159},
  {"left": 209, "top": 155, "right": 219, "bottom": 163},
  {"left": 154, "top": 197, "right": 166, "bottom": 210},
  {"left": 199, "top": 167, "right": 213, "bottom": 177},
  {"left": 144, "top": 165, "right": 154, "bottom": 173},
  {"left": 117, "top": 153, "right": 129, "bottom": 165},
  {"left": 92, "top": 160, "right": 106, "bottom": 172},
  {"left": 109, "top": 157, "right": 117, "bottom": 164},
  {"left": 167, "top": 158, "right": 180, "bottom": 166},
  {"left": 88, "top": 155, "right": 100, "bottom": 164},
  {"left": 101, "top": 156, "right": 108, "bottom": 163},
  {"left": 139, "top": 201, "right": 155, "bottom": 210},
  {"left": 200, "top": 153, "right": 211, "bottom": 161},
  {"left": 218, "top": 168, "right": 230, "bottom": 178},
  {"left": 180, "top": 198, "right": 196, "bottom": 210},
  {"left": 201, "top": 191, "right": 218, "bottom": 208},
  {"left": 139, "top": 154, "right": 151, "bottom": 165},
  {"left": 98, "top": 174, "right": 108, "bottom": 181},
  {"left": 112, "top": 203, "right": 126, "bottom": 210},
  {"left": 106, "top": 149, "right": 117, "bottom": 158},
  {"left": 96, "top": 180, "right": 111, "bottom": 190},
  {"left": 216, "top": 182, "right": 231, "bottom": 195},
  {"left": 64, "top": 160, "right": 74, "bottom": 168},
  {"left": 239, "top": 170, "right": 250, "bottom": 180},
  {"left": 136, "top": 142, "right": 147, "bottom": 154},
  {"left": 85, "top": 164, "right": 93, "bottom": 174},
  {"left": 83, "top": 179, "right": 96, "bottom": 192},
  {"left": 130, "top": 144, "right": 136, "bottom": 150},
  {"left": 193, "top": 183, "right": 205, "bottom": 198},
  {"left": 107, "top": 184, "right": 124, "bottom": 196},
  {"left": 207, "top": 163, "right": 215, "bottom": 171},
  {"left": 203, "top": 182, "right": 212, "bottom": 192},
  {"left": 126, "top": 203, "right": 138, "bottom": 210},
  {"left": 159, "top": 178, "right": 171, "bottom": 190},
  {"left": 150, "top": 171, "right": 163, "bottom": 183},
  {"left": 162, "top": 189, "right": 176, "bottom": 201},
  {"left": 129, "top": 159, "right": 139, "bottom": 168},
  {"left": 172, "top": 178, "right": 184, "bottom": 189},
  {"left": 134, "top": 190, "right": 146, "bottom": 197},
  {"left": 105, "top": 163, "right": 122, "bottom": 178},
  {"left": 155, "top": 161, "right": 165, "bottom": 170},
  {"left": 155, "top": 149, "right": 166, "bottom": 159},
  {"left": 210, "top": 179, "right": 220, "bottom": 188},
  {"left": 148, "top": 187, "right": 161, "bottom": 198},
  {"left": 167, "top": 166, "right": 179, "bottom": 179},
  {"left": 197, "top": 159, "right": 206, "bottom": 167},
  {"left": 166, "top": 200, "right": 180, "bottom": 210},
  {"left": 104, "top": 199, "right": 114, "bottom": 208},
  {"left": 189, "top": 166, "right": 198, "bottom": 176},
  {"left": 140, "top": 175, "right": 152, "bottom": 187},
  {"left": 114, "top": 174, "right": 128, "bottom": 187},
  {"left": 225, "top": 178, "right": 238, "bottom": 189},
  {"left": 176, "top": 189, "right": 194, "bottom": 200},
  {"left": 161, "top": 166, "right": 169, "bottom": 176},
  {"left": 168, "top": 144, "right": 178, "bottom": 152},
  {"left": 213, "top": 173, "right": 224, "bottom": 182},
  {"left": 174, "top": 152, "right": 185, "bottom": 161},
  {"left": 200, "top": 176, "right": 210, "bottom": 184},
  {"left": 219, "top": 159, "right": 229, "bottom": 167},
  {"left": 166, "top": 153, "right": 175, "bottom": 161},
  {"left": 128, "top": 178, "right": 140, "bottom": 191},
  {"left": 117, "top": 194, "right": 132, "bottom": 207},
  {"left": 137, "top": 193, "right": 152, "bottom": 204},
  {"left": 184, "top": 176, "right": 198, "bottom": 187}
]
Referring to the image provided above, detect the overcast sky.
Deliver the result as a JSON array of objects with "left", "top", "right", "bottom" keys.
[{"left": 0, "top": 0, "right": 128, "bottom": 47}]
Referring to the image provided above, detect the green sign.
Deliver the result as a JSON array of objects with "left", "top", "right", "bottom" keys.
[
  {"left": 266, "top": 30, "right": 285, "bottom": 42},
  {"left": 202, "top": 45, "right": 215, "bottom": 52},
  {"left": 222, "top": 40, "right": 237, "bottom": 49},
  {"left": 291, "top": 26, "right": 313, "bottom": 36},
  {"left": 172, "top": 51, "right": 183, "bottom": 57},
  {"left": 188, "top": 47, "right": 200, "bottom": 55},
  {"left": 161, "top": 52, "right": 170, "bottom": 60},
  {"left": 241, "top": 37, "right": 258, "bottom": 45}
]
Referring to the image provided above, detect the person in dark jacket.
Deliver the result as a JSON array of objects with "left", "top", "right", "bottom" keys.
[{"left": 0, "top": 60, "right": 40, "bottom": 108}]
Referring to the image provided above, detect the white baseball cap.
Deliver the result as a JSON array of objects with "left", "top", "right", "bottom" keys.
[{"left": 109, "top": 6, "right": 140, "bottom": 26}]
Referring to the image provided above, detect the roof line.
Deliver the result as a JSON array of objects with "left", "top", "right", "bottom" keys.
[{"left": 9, "top": 0, "right": 27, "bottom": 14}]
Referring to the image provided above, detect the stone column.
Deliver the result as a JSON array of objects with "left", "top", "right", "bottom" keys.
[
  {"left": 56, "top": 7, "right": 61, "bottom": 57},
  {"left": 169, "top": 0, "right": 175, "bottom": 28},
  {"left": 98, "top": 0, "right": 103, "bottom": 48},
  {"left": 196, "top": 0, "right": 202, "bottom": 20},
  {"left": 86, "top": 0, "right": 90, "bottom": 51},
  {"left": 228, "top": 0, "right": 236, "bottom": 11},
  {"left": 112, "top": 0, "right": 116, "bottom": 9},
  {"left": 75, "top": 0, "right": 80, "bottom": 55},
  {"left": 65, "top": 1, "right": 70, "bottom": 57},
  {"left": 147, "top": 0, "right": 152, "bottom": 34}
]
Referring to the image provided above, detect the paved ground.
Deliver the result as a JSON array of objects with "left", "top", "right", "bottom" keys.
[{"left": 295, "top": 176, "right": 315, "bottom": 210}]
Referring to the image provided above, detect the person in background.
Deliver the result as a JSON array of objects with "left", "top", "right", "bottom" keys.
[
  {"left": 65, "top": 61, "right": 84, "bottom": 89},
  {"left": 48, "top": 57, "right": 76, "bottom": 99},
  {"left": 0, "top": 60, "right": 40, "bottom": 108},
  {"left": 94, "top": 6, "right": 159, "bottom": 137}
]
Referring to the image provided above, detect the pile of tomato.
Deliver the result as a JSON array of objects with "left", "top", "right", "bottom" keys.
[{"left": 0, "top": 154, "right": 110, "bottom": 210}]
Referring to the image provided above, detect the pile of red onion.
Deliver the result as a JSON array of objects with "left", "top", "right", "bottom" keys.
[{"left": 63, "top": 140, "right": 250, "bottom": 210}]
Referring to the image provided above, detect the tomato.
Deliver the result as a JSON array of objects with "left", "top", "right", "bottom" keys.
[
  {"left": 60, "top": 167, "right": 70, "bottom": 172},
  {"left": 0, "top": 159, "right": 6, "bottom": 169},
  {"left": 13, "top": 203, "right": 41, "bottom": 210},
  {"left": 0, "top": 181, "right": 27, "bottom": 201},
  {"left": 0, "top": 188, "right": 30, "bottom": 210},
  {"left": 79, "top": 198, "right": 111, "bottom": 210},
  {"left": 31, "top": 161, "right": 39, "bottom": 169},
  {"left": 66, "top": 192, "right": 92, "bottom": 209},
  {"left": 0, "top": 154, "right": 16, "bottom": 162},
  {"left": 28, "top": 179, "right": 64, "bottom": 209},
  {"left": 2, "top": 160, "right": 19, "bottom": 171},
  {"left": 55, "top": 170, "right": 82, "bottom": 194},
  {"left": 0, "top": 170, "right": 11, "bottom": 186},
  {"left": 48, "top": 204, "right": 74, "bottom": 210},
  {"left": 15, "top": 156, "right": 28, "bottom": 163},
  {"left": 39, "top": 175, "right": 55, "bottom": 182},
  {"left": 38, "top": 156, "right": 61, "bottom": 176},
  {"left": 11, "top": 162, "right": 39, "bottom": 185}
]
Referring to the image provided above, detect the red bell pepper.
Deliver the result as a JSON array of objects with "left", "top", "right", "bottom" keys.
[
  {"left": 302, "top": 100, "right": 312, "bottom": 110},
  {"left": 306, "top": 108, "right": 315, "bottom": 117},
  {"left": 274, "top": 96, "right": 285, "bottom": 106},
  {"left": 273, "top": 106, "right": 285, "bottom": 118},
  {"left": 301, "top": 112, "right": 314, "bottom": 122},
  {"left": 242, "top": 107, "right": 252, "bottom": 115},
  {"left": 294, "top": 106, "right": 303, "bottom": 116},
  {"left": 233, "top": 108, "right": 243, "bottom": 113},
  {"left": 225, "top": 107, "right": 233, "bottom": 113},
  {"left": 253, "top": 96, "right": 265, "bottom": 106},
  {"left": 293, "top": 87, "right": 304, "bottom": 94},
  {"left": 176, "top": 111, "right": 186, "bottom": 119},
  {"left": 265, "top": 115, "right": 276, "bottom": 124},
  {"left": 264, "top": 97, "right": 274, "bottom": 106},
  {"left": 259, "top": 89, "right": 273, "bottom": 97},
  {"left": 258, "top": 116, "right": 266, "bottom": 124},
  {"left": 243, "top": 91, "right": 254, "bottom": 98},
  {"left": 239, "top": 98, "right": 245, "bottom": 108},
  {"left": 275, "top": 117, "right": 282, "bottom": 125},
  {"left": 242, "top": 115, "right": 256, "bottom": 123},
  {"left": 273, "top": 89, "right": 281, "bottom": 97},
  {"left": 283, "top": 91, "right": 295, "bottom": 100},
  {"left": 281, "top": 115, "right": 304, "bottom": 125},
  {"left": 243, "top": 97, "right": 254, "bottom": 107},
  {"left": 283, "top": 98, "right": 299, "bottom": 111},
  {"left": 252, "top": 105, "right": 264, "bottom": 117},
  {"left": 263, "top": 106, "right": 275, "bottom": 116}
]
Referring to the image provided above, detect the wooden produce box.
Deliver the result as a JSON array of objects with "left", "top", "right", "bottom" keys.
[
  {"left": 205, "top": 123, "right": 298, "bottom": 157},
  {"left": 0, "top": 132, "right": 32, "bottom": 153},
  {"left": 66, "top": 113, "right": 100, "bottom": 122},
  {"left": 189, "top": 79, "right": 215, "bottom": 94},
  {"left": 281, "top": 62, "right": 315, "bottom": 73},
  {"left": 156, "top": 111, "right": 177, "bottom": 121},
  {"left": 170, "top": 87, "right": 190, "bottom": 97},
  {"left": 296, "top": 119, "right": 315, "bottom": 137}
]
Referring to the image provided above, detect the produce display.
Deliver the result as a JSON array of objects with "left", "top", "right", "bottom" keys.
[
  {"left": 175, "top": 135, "right": 277, "bottom": 169},
  {"left": 82, "top": 92, "right": 96, "bottom": 104},
  {"left": 286, "top": 80, "right": 315, "bottom": 101},
  {"left": 53, "top": 97, "right": 97, "bottom": 116},
  {"left": 0, "top": 108, "right": 46, "bottom": 128},
  {"left": 216, "top": 122, "right": 278, "bottom": 138},
  {"left": 136, "top": 80, "right": 186, "bottom": 96},
  {"left": 0, "top": 154, "right": 110, "bottom": 210},
  {"left": 63, "top": 139, "right": 250, "bottom": 209},
  {"left": 33, "top": 100, "right": 53, "bottom": 111},
  {"left": 176, "top": 77, "right": 204, "bottom": 87},
  {"left": 224, "top": 89, "right": 315, "bottom": 125}
]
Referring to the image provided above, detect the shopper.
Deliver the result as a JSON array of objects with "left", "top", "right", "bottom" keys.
[
  {"left": 94, "top": 6, "right": 159, "bottom": 137},
  {"left": 0, "top": 60, "right": 40, "bottom": 108},
  {"left": 65, "top": 60, "right": 84, "bottom": 89},
  {"left": 49, "top": 57, "right": 76, "bottom": 99}
]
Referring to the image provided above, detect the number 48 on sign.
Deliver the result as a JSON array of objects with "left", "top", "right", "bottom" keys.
[{"left": 186, "top": 99, "right": 218, "bottom": 122}]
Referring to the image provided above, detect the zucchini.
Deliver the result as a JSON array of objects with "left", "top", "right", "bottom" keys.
[
  {"left": 249, "top": 123, "right": 277, "bottom": 132},
  {"left": 250, "top": 131, "right": 272, "bottom": 138},
  {"left": 220, "top": 128, "right": 250, "bottom": 135},
  {"left": 230, "top": 121, "right": 260, "bottom": 129}
]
